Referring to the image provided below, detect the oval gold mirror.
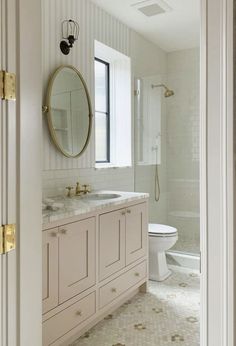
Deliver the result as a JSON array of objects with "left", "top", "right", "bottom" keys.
[{"left": 44, "top": 65, "right": 93, "bottom": 158}]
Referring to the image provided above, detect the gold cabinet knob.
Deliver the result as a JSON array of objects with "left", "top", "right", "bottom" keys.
[
  {"left": 135, "top": 272, "right": 140, "bottom": 277},
  {"left": 121, "top": 210, "right": 126, "bottom": 215},
  {"left": 59, "top": 229, "right": 67, "bottom": 235},
  {"left": 76, "top": 310, "right": 82, "bottom": 316},
  {"left": 111, "top": 288, "right": 117, "bottom": 293},
  {"left": 126, "top": 209, "right": 131, "bottom": 214}
]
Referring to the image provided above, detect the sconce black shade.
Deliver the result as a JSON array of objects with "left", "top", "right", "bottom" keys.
[{"left": 60, "top": 19, "right": 79, "bottom": 55}]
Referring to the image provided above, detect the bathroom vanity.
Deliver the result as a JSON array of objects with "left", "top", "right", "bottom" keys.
[{"left": 42, "top": 191, "right": 149, "bottom": 346}]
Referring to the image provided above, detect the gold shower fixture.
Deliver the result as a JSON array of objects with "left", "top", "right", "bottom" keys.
[{"left": 151, "top": 83, "right": 174, "bottom": 97}]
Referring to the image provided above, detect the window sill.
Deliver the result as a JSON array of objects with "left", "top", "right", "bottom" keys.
[{"left": 95, "top": 163, "right": 132, "bottom": 170}]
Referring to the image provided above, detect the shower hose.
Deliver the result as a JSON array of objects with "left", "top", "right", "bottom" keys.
[{"left": 155, "top": 146, "right": 161, "bottom": 202}]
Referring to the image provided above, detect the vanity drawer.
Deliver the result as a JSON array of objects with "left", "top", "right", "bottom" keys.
[
  {"left": 99, "top": 261, "right": 147, "bottom": 309},
  {"left": 43, "top": 292, "right": 95, "bottom": 346}
]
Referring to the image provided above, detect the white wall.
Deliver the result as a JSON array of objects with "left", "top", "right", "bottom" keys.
[{"left": 42, "top": 0, "right": 167, "bottom": 199}]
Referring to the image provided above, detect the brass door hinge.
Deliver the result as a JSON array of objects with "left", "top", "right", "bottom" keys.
[
  {"left": 0, "top": 224, "right": 16, "bottom": 255},
  {"left": 0, "top": 71, "right": 16, "bottom": 101}
]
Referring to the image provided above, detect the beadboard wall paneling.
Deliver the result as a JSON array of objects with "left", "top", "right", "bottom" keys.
[{"left": 42, "top": 0, "right": 131, "bottom": 170}]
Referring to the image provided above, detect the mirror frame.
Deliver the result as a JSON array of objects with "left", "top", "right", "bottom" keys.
[{"left": 44, "top": 65, "right": 93, "bottom": 158}]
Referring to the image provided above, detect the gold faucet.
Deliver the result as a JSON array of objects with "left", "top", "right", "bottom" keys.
[{"left": 75, "top": 182, "right": 91, "bottom": 196}]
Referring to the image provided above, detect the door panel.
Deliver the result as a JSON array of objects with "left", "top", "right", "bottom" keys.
[
  {"left": 59, "top": 218, "right": 96, "bottom": 303},
  {"left": 126, "top": 203, "right": 148, "bottom": 265},
  {"left": 42, "top": 228, "right": 59, "bottom": 314},
  {"left": 99, "top": 209, "right": 126, "bottom": 281},
  {"left": 0, "top": 0, "right": 17, "bottom": 345}
]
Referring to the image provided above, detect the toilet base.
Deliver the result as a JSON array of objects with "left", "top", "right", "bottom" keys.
[
  {"left": 149, "top": 269, "right": 172, "bottom": 282},
  {"left": 149, "top": 251, "right": 172, "bottom": 282}
]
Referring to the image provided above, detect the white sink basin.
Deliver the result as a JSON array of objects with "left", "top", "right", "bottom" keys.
[{"left": 83, "top": 193, "right": 121, "bottom": 200}]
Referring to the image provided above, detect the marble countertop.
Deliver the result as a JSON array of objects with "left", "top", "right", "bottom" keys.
[{"left": 42, "top": 190, "right": 149, "bottom": 226}]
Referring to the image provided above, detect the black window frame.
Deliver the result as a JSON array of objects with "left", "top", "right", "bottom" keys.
[{"left": 95, "top": 57, "right": 110, "bottom": 163}]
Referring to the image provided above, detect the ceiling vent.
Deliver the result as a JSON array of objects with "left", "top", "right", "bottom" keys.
[{"left": 131, "top": 0, "right": 172, "bottom": 17}]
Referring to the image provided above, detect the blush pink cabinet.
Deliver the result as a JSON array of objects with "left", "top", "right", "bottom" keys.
[
  {"left": 99, "top": 203, "right": 148, "bottom": 281},
  {"left": 59, "top": 217, "right": 96, "bottom": 303},
  {"left": 42, "top": 218, "right": 96, "bottom": 313},
  {"left": 126, "top": 203, "right": 148, "bottom": 265},
  {"left": 42, "top": 228, "right": 59, "bottom": 314},
  {"left": 42, "top": 198, "right": 148, "bottom": 346},
  {"left": 99, "top": 209, "right": 126, "bottom": 281}
]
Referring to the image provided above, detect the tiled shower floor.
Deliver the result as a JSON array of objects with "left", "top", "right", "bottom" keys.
[
  {"left": 71, "top": 266, "right": 200, "bottom": 346},
  {"left": 172, "top": 241, "right": 200, "bottom": 255}
]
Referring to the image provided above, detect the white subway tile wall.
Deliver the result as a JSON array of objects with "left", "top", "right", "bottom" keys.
[{"left": 166, "top": 48, "right": 200, "bottom": 254}]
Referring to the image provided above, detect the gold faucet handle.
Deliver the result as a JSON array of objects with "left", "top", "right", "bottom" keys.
[
  {"left": 66, "top": 186, "right": 74, "bottom": 197},
  {"left": 83, "top": 184, "right": 91, "bottom": 193}
]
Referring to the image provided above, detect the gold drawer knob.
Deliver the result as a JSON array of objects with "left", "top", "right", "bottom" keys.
[
  {"left": 121, "top": 211, "right": 126, "bottom": 215},
  {"left": 76, "top": 310, "right": 82, "bottom": 316},
  {"left": 135, "top": 272, "right": 140, "bottom": 277},
  {"left": 111, "top": 288, "right": 117, "bottom": 293},
  {"left": 127, "top": 209, "right": 131, "bottom": 214}
]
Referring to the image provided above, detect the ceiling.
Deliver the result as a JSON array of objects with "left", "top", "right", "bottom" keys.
[{"left": 90, "top": 0, "right": 200, "bottom": 52}]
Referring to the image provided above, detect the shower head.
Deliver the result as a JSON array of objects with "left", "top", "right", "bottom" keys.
[
  {"left": 164, "top": 88, "right": 174, "bottom": 98},
  {"left": 151, "top": 83, "right": 174, "bottom": 98}
]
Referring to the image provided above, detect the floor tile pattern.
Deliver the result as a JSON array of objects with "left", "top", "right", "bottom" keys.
[{"left": 71, "top": 266, "right": 200, "bottom": 346}]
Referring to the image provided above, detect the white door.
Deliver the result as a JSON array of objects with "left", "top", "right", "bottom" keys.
[
  {"left": 0, "top": 0, "right": 42, "bottom": 345},
  {"left": 0, "top": 0, "right": 17, "bottom": 345}
]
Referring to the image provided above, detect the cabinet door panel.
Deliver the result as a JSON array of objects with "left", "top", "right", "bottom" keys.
[
  {"left": 99, "top": 209, "right": 126, "bottom": 281},
  {"left": 42, "top": 228, "right": 59, "bottom": 314},
  {"left": 126, "top": 203, "right": 148, "bottom": 265},
  {"left": 59, "top": 218, "right": 96, "bottom": 304}
]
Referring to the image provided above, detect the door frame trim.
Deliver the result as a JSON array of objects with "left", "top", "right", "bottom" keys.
[
  {"left": 15, "top": 0, "right": 42, "bottom": 345},
  {"left": 12, "top": 0, "right": 235, "bottom": 345}
]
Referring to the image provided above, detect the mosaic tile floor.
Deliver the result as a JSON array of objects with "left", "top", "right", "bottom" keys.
[{"left": 71, "top": 266, "right": 200, "bottom": 346}]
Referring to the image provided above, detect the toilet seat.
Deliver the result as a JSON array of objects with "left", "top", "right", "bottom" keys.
[{"left": 149, "top": 223, "right": 177, "bottom": 237}]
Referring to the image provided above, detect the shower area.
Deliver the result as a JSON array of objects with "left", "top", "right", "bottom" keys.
[{"left": 134, "top": 48, "right": 200, "bottom": 265}]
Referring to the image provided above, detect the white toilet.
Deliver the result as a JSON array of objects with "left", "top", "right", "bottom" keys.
[{"left": 149, "top": 223, "right": 178, "bottom": 281}]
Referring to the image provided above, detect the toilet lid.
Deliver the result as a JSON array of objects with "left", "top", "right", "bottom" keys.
[{"left": 149, "top": 223, "right": 177, "bottom": 236}]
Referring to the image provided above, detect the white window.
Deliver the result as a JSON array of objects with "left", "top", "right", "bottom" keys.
[
  {"left": 95, "top": 58, "right": 110, "bottom": 163},
  {"left": 94, "top": 40, "right": 132, "bottom": 168}
]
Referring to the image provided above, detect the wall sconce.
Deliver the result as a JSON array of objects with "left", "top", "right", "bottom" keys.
[{"left": 60, "top": 19, "right": 80, "bottom": 55}]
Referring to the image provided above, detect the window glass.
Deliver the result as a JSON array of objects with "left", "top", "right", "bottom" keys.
[{"left": 95, "top": 58, "right": 110, "bottom": 163}]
